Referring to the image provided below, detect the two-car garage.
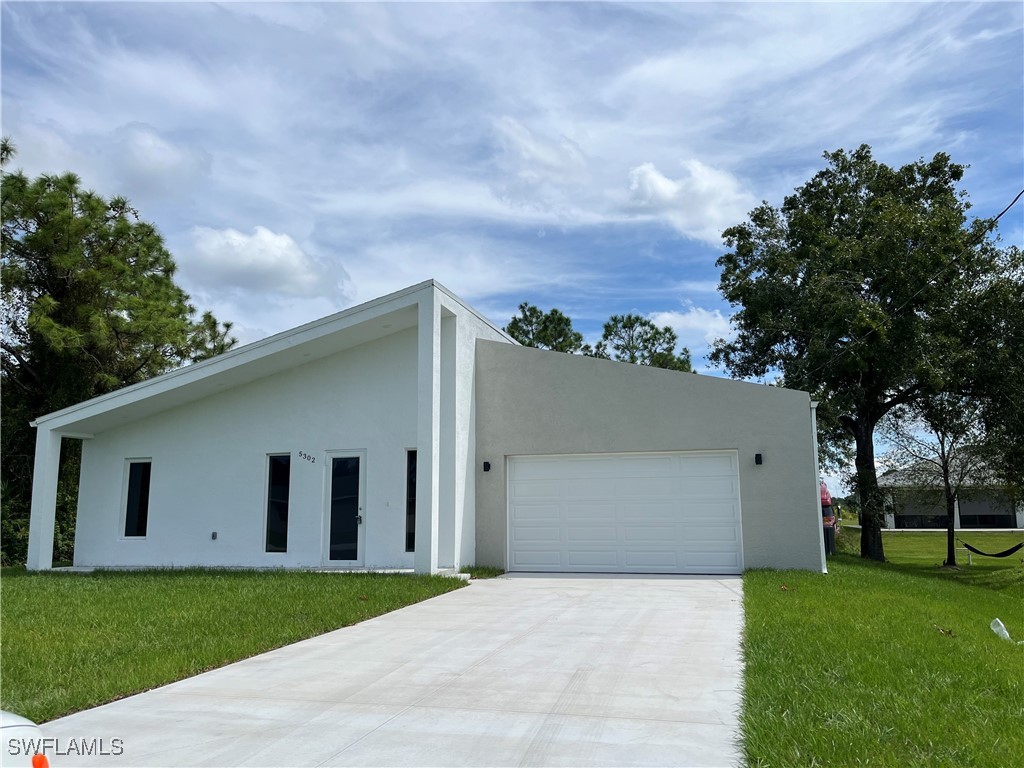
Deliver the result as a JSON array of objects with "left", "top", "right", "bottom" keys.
[
  {"left": 474, "top": 340, "right": 826, "bottom": 574},
  {"left": 507, "top": 451, "right": 743, "bottom": 574}
]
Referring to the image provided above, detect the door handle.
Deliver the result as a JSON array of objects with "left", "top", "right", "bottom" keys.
[{"left": 356, "top": 515, "right": 363, "bottom": 525}]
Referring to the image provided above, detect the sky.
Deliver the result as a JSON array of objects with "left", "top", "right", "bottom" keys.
[{"left": 3, "top": 1, "right": 1023, "bottom": 491}]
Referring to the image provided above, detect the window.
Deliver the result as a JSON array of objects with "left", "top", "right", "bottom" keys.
[
  {"left": 405, "top": 450, "right": 417, "bottom": 552},
  {"left": 124, "top": 461, "right": 152, "bottom": 537},
  {"left": 265, "top": 454, "right": 291, "bottom": 553}
]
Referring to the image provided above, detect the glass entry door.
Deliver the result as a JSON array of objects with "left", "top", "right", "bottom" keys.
[{"left": 325, "top": 452, "right": 364, "bottom": 565}]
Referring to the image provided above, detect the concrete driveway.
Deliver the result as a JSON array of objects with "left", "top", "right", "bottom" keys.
[{"left": 42, "top": 575, "right": 744, "bottom": 767}]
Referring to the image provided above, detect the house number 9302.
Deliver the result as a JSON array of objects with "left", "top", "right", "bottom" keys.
[{"left": 298, "top": 451, "right": 316, "bottom": 464}]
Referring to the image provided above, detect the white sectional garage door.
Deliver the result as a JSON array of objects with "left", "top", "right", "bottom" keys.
[{"left": 508, "top": 451, "right": 742, "bottom": 574}]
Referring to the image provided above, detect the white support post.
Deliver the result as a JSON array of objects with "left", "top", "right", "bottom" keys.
[
  {"left": 810, "top": 400, "right": 827, "bottom": 574},
  {"left": 26, "top": 428, "right": 61, "bottom": 571},
  {"left": 415, "top": 291, "right": 441, "bottom": 574}
]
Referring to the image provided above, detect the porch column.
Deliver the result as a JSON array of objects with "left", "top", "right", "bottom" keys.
[
  {"left": 415, "top": 290, "right": 441, "bottom": 574},
  {"left": 26, "top": 427, "right": 61, "bottom": 571},
  {"left": 810, "top": 400, "right": 827, "bottom": 573}
]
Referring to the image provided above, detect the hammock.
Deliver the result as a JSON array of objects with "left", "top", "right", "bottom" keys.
[{"left": 957, "top": 538, "right": 1024, "bottom": 558}]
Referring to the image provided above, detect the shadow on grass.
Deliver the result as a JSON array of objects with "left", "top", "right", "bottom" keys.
[{"left": 832, "top": 533, "right": 1023, "bottom": 593}]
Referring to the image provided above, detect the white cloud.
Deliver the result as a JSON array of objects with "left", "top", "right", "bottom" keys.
[
  {"left": 2, "top": 0, "right": 1018, "bottom": 353},
  {"left": 649, "top": 306, "right": 734, "bottom": 355},
  {"left": 341, "top": 233, "right": 591, "bottom": 307},
  {"left": 494, "top": 116, "right": 589, "bottom": 182},
  {"left": 627, "top": 160, "right": 755, "bottom": 245},
  {"left": 104, "top": 124, "right": 211, "bottom": 196},
  {"left": 181, "top": 226, "right": 341, "bottom": 299}
]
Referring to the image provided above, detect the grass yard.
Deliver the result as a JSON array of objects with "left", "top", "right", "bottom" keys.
[
  {"left": 837, "top": 528, "right": 1023, "bottom": 592},
  {"left": 743, "top": 529, "right": 1024, "bottom": 767},
  {"left": 459, "top": 565, "right": 505, "bottom": 579},
  {"left": 0, "top": 568, "right": 465, "bottom": 724}
]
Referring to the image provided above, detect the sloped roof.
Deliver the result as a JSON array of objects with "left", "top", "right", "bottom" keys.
[{"left": 32, "top": 279, "right": 513, "bottom": 435}]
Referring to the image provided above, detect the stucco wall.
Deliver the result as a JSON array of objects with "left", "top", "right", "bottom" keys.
[
  {"left": 446, "top": 306, "right": 513, "bottom": 568},
  {"left": 473, "top": 341, "right": 824, "bottom": 572},
  {"left": 75, "top": 328, "right": 420, "bottom": 568}
]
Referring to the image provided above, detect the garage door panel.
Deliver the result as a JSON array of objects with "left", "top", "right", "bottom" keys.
[
  {"left": 563, "top": 477, "right": 619, "bottom": 499},
  {"left": 512, "top": 550, "right": 561, "bottom": 567},
  {"left": 621, "top": 501, "right": 680, "bottom": 522},
  {"left": 618, "top": 476, "right": 679, "bottom": 498},
  {"left": 509, "top": 451, "right": 742, "bottom": 574},
  {"left": 624, "top": 525, "right": 677, "bottom": 543},
  {"left": 674, "top": 454, "right": 737, "bottom": 477},
  {"left": 679, "top": 476, "right": 736, "bottom": 498},
  {"left": 683, "top": 525, "right": 740, "bottom": 543},
  {"left": 512, "top": 525, "right": 561, "bottom": 543},
  {"left": 567, "top": 526, "right": 617, "bottom": 543},
  {"left": 684, "top": 501, "right": 740, "bottom": 521},
  {"left": 566, "top": 503, "right": 615, "bottom": 521},
  {"left": 567, "top": 550, "right": 620, "bottom": 567},
  {"left": 615, "top": 455, "right": 676, "bottom": 476},
  {"left": 511, "top": 479, "right": 564, "bottom": 500},
  {"left": 686, "top": 551, "right": 742, "bottom": 569},
  {"left": 511, "top": 503, "right": 561, "bottom": 521},
  {"left": 624, "top": 551, "right": 680, "bottom": 568}
]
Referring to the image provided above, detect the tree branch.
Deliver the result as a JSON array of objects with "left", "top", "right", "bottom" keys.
[{"left": 0, "top": 341, "right": 41, "bottom": 384}]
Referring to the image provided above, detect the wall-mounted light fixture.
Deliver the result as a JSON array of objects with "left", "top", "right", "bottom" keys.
[
  {"left": 755, "top": 453, "right": 763, "bottom": 465},
  {"left": 483, "top": 461, "right": 491, "bottom": 472}
]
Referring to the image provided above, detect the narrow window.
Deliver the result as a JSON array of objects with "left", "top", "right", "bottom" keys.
[
  {"left": 124, "top": 461, "right": 152, "bottom": 537},
  {"left": 265, "top": 454, "right": 291, "bottom": 553},
  {"left": 405, "top": 450, "right": 417, "bottom": 552}
]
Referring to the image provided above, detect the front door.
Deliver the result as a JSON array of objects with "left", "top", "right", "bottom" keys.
[{"left": 325, "top": 451, "right": 364, "bottom": 565}]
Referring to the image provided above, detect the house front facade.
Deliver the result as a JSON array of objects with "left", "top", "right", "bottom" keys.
[
  {"left": 878, "top": 466, "right": 1024, "bottom": 530},
  {"left": 27, "top": 280, "right": 827, "bottom": 574}
]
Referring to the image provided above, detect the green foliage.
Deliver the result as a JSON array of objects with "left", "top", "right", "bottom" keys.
[
  {"left": 0, "top": 569, "right": 465, "bottom": 722},
  {"left": 504, "top": 302, "right": 584, "bottom": 353},
  {"left": 0, "top": 142, "right": 237, "bottom": 564},
  {"left": 962, "top": 246, "right": 1024, "bottom": 490},
  {"left": 711, "top": 145, "right": 1005, "bottom": 560},
  {"left": 504, "top": 304, "right": 691, "bottom": 372},
  {"left": 588, "top": 313, "right": 692, "bottom": 371}
]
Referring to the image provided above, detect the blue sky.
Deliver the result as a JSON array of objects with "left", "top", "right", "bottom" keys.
[{"left": 3, "top": 2, "right": 1022, "bottom": 385}]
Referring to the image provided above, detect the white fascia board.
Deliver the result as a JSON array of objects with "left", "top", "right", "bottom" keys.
[
  {"left": 31, "top": 280, "right": 438, "bottom": 431},
  {"left": 431, "top": 280, "right": 519, "bottom": 345}
]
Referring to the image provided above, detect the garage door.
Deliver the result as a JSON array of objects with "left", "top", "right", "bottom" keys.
[{"left": 508, "top": 451, "right": 742, "bottom": 574}]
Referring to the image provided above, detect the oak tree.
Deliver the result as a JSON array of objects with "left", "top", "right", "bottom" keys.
[{"left": 710, "top": 145, "right": 1004, "bottom": 561}]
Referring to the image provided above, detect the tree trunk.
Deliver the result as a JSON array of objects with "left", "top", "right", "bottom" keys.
[
  {"left": 854, "top": 417, "right": 886, "bottom": 561},
  {"left": 944, "top": 487, "right": 957, "bottom": 567}
]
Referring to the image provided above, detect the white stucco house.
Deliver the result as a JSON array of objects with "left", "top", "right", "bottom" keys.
[{"left": 27, "top": 280, "right": 827, "bottom": 574}]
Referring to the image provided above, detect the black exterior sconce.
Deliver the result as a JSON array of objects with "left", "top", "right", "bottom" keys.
[
  {"left": 755, "top": 453, "right": 763, "bottom": 465},
  {"left": 483, "top": 461, "right": 491, "bottom": 472}
]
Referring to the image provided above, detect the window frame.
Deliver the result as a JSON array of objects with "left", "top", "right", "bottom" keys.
[
  {"left": 121, "top": 458, "right": 152, "bottom": 539},
  {"left": 264, "top": 453, "right": 292, "bottom": 553},
  {"left": 405, "top": 449, "right": 417, "bottom": 553}
]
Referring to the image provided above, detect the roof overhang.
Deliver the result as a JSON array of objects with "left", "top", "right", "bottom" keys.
[{"left": 32, "top": 279, "right": 511, "bottom": 436}]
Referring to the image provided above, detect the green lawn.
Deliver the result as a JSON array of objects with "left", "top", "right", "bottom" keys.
[
  {"left": 838, "top": 528, "right": 1023, "bottom": 592},
  {"left": 0, "top": 568, "right": 465, "bottom": 723},
  {"left": 743, "top": 529, "right": 1024, "bottom": 767},
  {"left": 459, "top": 564, "right": 505, "bottom": 579}
]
